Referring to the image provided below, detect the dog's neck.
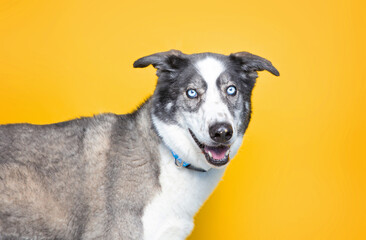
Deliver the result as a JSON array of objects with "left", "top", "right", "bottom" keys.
[{"left": 132, "top": 98, "right": 228, "bottom": 239}]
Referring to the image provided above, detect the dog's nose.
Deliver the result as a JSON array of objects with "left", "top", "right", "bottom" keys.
[{"left": 209, "top": 123, "right": 233, "bottom": 143}]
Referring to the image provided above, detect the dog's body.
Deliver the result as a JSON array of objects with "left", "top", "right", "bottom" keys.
[{"left": 0, "top": 50, "right": 278, "bottom": 239}]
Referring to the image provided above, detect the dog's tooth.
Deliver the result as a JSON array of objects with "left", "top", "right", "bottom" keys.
[
  {"left": 225, "top": 150, "right": 230, "bottom": 156},
  {"left": 208, "top": 151, "right": 212, "bottom": 158}
]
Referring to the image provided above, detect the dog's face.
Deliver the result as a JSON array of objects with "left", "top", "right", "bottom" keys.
[{"left": 134, "top": 50, "right": 279, "bottom": 170}]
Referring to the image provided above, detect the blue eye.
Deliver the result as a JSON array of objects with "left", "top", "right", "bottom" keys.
[
  {"left": 186, "top": 89, "right": 198, "bottom": 98},
  {"left": 226, "top": 86, "right": 237, "bottom": 96}
]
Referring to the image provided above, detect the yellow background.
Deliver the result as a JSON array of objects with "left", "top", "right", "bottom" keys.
[{"left": 0, "top": 0, "right": 365, "bottom": 239}]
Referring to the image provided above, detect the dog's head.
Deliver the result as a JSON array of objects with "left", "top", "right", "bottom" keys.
[{"left": 134, "top": 50, "right": 279, "bottom": 170}]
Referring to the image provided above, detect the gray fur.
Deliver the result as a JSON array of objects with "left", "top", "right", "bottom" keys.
[{"left": 0, "top": 101, "right": 161, "bottom": 239}]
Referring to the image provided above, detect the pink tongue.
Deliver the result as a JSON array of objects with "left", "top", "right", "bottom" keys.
[{"left": 204, "top": 146, "right": 229, "bottom": 160}]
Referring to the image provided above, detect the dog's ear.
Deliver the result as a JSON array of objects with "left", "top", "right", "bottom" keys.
[
  {"left": 230, "top": 52, "right": 280, "bottom": 76},
  {"left": 133, "top": 50, "right": 188, "bottom": 76}
]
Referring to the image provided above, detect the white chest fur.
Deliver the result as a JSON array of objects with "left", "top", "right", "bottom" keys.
[{"left": 142, "top": 145, "right": 225, "bottom": 240}]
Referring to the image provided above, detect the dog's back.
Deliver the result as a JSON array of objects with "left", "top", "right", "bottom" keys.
[
  {"left": 0, "top": 114, "right": 115, "bottom": 239},
  {"left": 0, "top": 105, "right": 161, "bottom": 239}
]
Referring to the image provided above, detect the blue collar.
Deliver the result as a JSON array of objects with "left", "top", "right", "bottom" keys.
[{"left": 170, "top": 150, "right": 207, "bottom": 172}]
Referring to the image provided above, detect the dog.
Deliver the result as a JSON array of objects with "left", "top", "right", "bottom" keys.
[{"left": 0, "top": 50, "right": 279, "bottom": 240}]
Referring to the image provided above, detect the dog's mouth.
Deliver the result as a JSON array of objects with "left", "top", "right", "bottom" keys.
[{"left": 189, "top": 129, "right": 230, "bottom": 167}]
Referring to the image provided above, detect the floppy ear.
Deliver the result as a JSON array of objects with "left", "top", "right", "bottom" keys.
[
  {"left": 230, "top": 52, "right": 280, "bottom": 76},
  {"left": 133, "top": 50, "right": 188, "bottom": 76}
]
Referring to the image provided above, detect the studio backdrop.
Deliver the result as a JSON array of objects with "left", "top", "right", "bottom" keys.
[{"left": 0, "top": 1, "right": 365, "bottom": 239}]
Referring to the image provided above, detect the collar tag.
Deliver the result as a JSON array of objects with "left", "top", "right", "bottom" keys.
[
  {"left": 175, "top": 158, "right": 184, "bottom": 168},
  {"left": 171, "top": 150, "right": 189, "bottom": 168},
  {"left": 170, "top": 150, "right": 207, "bottom": 172}
]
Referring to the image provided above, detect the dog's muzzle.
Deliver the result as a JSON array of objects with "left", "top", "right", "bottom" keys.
[{"left": 189, "top": 129, "right": 231, "bottom": 167}]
